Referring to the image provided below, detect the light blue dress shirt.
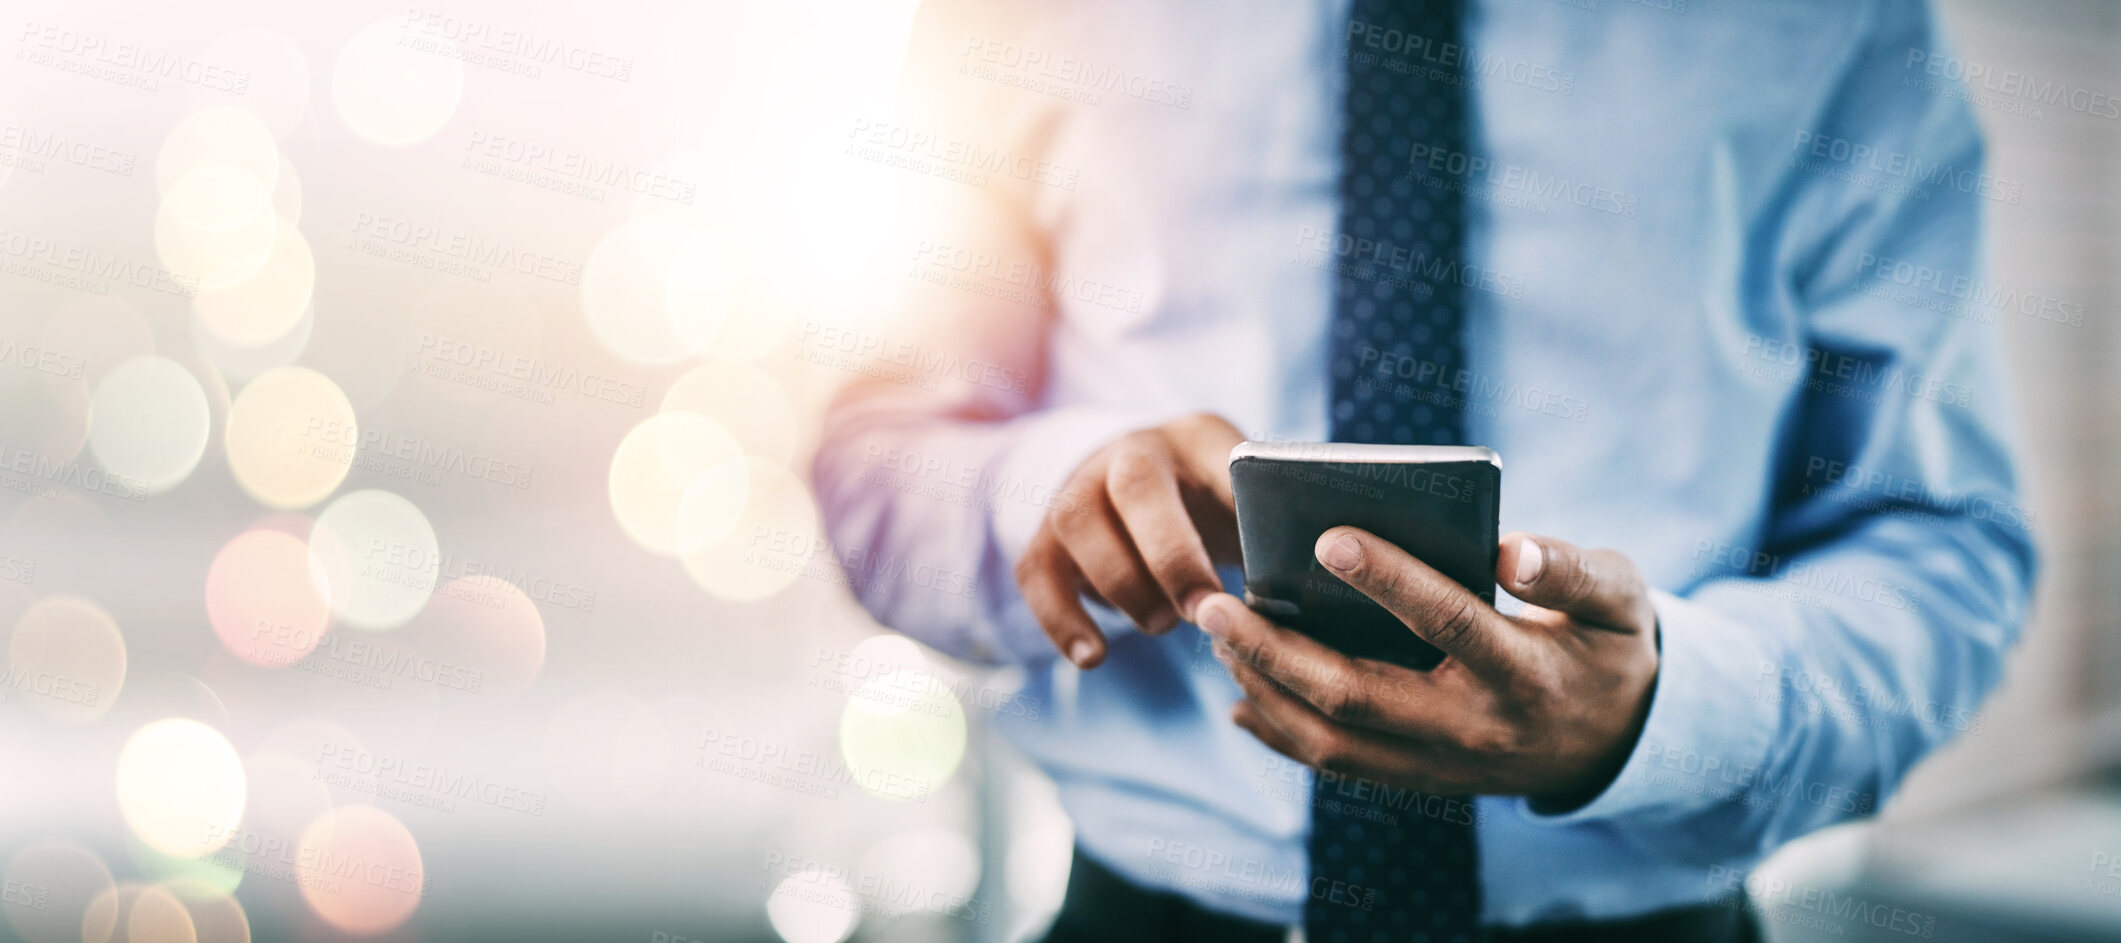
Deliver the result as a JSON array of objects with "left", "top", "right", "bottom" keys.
[{"left": 814, "top": 0, "right": 2036, "bottom": 929}]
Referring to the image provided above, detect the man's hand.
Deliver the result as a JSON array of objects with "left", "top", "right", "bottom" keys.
[
  {"left": 1015, "top": 413, "right": 1245, "bottom": 669},
  {"left": 1199, "top": 527, "right": 1659, "bottom": 804}
]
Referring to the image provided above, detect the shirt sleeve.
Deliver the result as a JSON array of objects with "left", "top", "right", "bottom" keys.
[
  {"left": 808, "top": 0, "right": 1169, "bottom": 666},
  {"left": 1518, "top": 0, "right": 2037, "bottom": 860}
]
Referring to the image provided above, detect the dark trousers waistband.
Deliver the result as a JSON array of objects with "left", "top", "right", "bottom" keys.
[{"left": 1040, "top": 847, "right": 1761, "bottom": 943}]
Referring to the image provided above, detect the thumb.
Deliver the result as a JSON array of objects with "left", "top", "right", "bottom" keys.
[{"left": 1497, "top": 532, "right": 1654, "bottom": 632}]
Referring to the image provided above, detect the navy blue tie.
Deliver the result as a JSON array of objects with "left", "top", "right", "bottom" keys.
[{"left": 1311, "top": 0, "right": 1482, "bottom": 940}]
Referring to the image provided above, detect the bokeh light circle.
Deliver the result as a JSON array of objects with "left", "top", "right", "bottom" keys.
[
  {"left": 114, "top": 719, "right": 247, "bottom": 859},
  {"left": 295, "top": 806, "right": 424, "bottom": 935},
  {"left": 857, "top": 828, "right": 980, "bottom": 918},
  {"left": 837, "top": 671, "right": 966, "bottom": 802},
  {"left": 87, "top": 356, "right": 211, "bottom": 495},
  {"left": 194, "top": 219, "right": 314, "bottom": 349},
  {"left": 415, "top": 575, "right": 546, "bottom": 691},
  {"left": 4, "top": 841, "right": 115, "bottom": 943},
  {"left": 331, "top": 18, "right": 462, "bottom": 147},
  {"left": 764, "top": 866, "right": 858, "bottom": 943},
  {"left": 607, "top": 412, "right": 747, "bottom": 556},
  {"left": 581, "top": 219, "right": 728, "bottom": 365},
  {"left": 81, "top": 883, "right": 195, "bottom": 943},
  {"left": 680, "top": 460, "right": 821, "bottom": 601},
  {"left": 187, "top": 28, "right": 312, "bottom": 140},
  {"left": 224, "top": 366, "right": 355, "bottom": 509},
  {"left": 7, "top": 595, "right": 126, "bottom": 723},
  {"left": 662, "top": 361, "right": 799, "bottom": 466},
  {"left": 155, "top": 107, "right": 278, "bottom": 206},
  {"left": 205, "top": 529, "right": 329, "bottom": 666},
  {"left": 308, "top": 490, "right": 439, "bottom": 630}
]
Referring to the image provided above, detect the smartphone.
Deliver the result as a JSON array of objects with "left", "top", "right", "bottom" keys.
[{"left": 1228, "top": 441, "right": 1501, "bottom": 671}]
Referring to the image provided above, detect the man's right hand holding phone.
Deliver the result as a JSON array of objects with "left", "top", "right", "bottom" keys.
[{"left": 1013, "top": 412, "right": 1246, "bottom": 668}]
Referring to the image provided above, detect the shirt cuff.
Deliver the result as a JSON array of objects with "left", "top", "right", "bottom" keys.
[
  {"left": 987, "top": 405, "right": 1177, "bottom": 564},
  {"left": 1515, "top": 588, "right": 1781, "bottom": 827}
]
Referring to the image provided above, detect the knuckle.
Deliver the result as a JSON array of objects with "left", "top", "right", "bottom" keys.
[
  {"left": 1319, "top": 677, "right": 1370, "bottom": 724},
  {"left": 1308, "top": 731, "right": 1354, "bottom": 772},
  {"left": 1429, "top": 597, "right": 1481, "bottom": 650},
  {"left": 1104, "top": 447, "right": 1167, "bottom": 497}
]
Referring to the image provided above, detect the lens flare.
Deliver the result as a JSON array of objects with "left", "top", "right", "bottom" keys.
[
  {"left": 224, "top": 367, "right": 355, "bottom": 509},
  {"left": 308, "top": 490, "right": 439, "bottom": 630},
  {"left": 114, "top": 719, "right": 247, "bottom": 859},
  {"left": 295, "top": 806, "right": 424, "bottom": 935},
  {"left": 87, "top": 356, "right": 212, "bottom": 495}
]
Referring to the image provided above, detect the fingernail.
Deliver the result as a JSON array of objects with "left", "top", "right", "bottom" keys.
[
  {"left": 1515, "top": 536, "right": 1545, "bottom": 585},
  {"left": 1197, "top": 598, "right": 1229, "bottom": 637},
  {"left": 1321, "top": 533, "right": 1362, "bottom": 571},
  {"left": 1182, "top": 588, "right": 1216, "bottom": 622},
  {"left": 1068, "top": 640, "right": 1098, "bottom": 667}
]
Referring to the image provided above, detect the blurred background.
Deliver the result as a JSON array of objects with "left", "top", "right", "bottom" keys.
[{"left": 0, "top": 0, "right": 2113, "bottom": 941}]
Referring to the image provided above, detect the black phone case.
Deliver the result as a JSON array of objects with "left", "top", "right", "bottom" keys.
[{"left": 1230, "top": 455, "right": 1500, "bottom": 671}]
